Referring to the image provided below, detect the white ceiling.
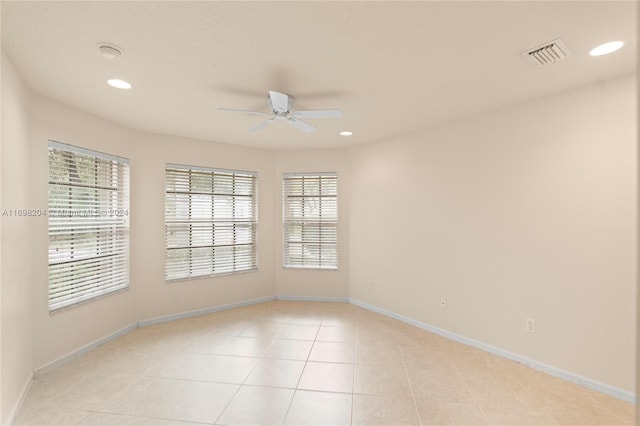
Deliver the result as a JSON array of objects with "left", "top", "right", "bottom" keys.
[{"left": 1, "top": 1, "right": 636, "bottom": 150}]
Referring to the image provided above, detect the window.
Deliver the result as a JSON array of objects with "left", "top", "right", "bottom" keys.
[
  {"left": 48, "top": 141, "right": 130, "bottom": 312},
  {"left": 165, "top": 164, "right": 258, "bottom": 281},
  {"left": 283, "top": 173, "right": 338, "bottom": 269}
]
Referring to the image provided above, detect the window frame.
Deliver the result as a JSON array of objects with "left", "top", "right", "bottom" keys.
[
  {"left": 47, "top": 140, "right": 130, "bottom": 313},
  {"left": 164, "top": 163, "right": 259, "bottom": 282},
  {"left": 282, "top": 172, "right": 338, "bottom": 270}
]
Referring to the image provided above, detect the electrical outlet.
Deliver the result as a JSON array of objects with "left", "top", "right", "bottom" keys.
[
  {"left": 526, "top": 318, "right": 536, "bottom": 333},
  {"left": 172, "top": 291, "right": 179, "bottom": 300},
  {"left": 368, "top": 280, "right": 374, "bottom": 290},
  {"left": 440, "top": 298, "right": 447, "bottom": 309}
]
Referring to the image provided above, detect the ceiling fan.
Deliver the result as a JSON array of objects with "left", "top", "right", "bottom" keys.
[{"left": 219, "top": 90, "right": 342, "bottom": 133}]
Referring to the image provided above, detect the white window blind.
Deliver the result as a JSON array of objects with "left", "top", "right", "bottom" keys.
[
  {"left": 283, "top": 173, "right": 338, "bottom": 269},
  {"left": 48, "top": 141, "right": 130, "bottom": 312},
  {"left": 165, "top": 164, "right": 258, "bottom": 281}
]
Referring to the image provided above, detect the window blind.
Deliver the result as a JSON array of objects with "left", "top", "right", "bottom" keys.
[
  {"left": 165, "top": 164, "right": 258, "bottom": 281},
  {"left": 48, "top": 140, "right": 130, "bottom": 312},
  {"left": 283, "top": 173, "right": 338, "bottom": 269}
]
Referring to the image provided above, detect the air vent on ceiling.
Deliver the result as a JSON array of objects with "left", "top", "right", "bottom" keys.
[{"left": 523, "top": 38, "right": 571, "bottom": 66}]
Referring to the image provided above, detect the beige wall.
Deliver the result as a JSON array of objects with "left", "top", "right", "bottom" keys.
[
  {"left": 1, "top": 52, "right": 33, "bottom": 424},
  {"left": 26, "top": 96, "right": 349, "bottom": 371},
  {"left": 28, "top": 95, "right": 139, "bottom": 369},
  {"left": 28, "top": 95, "right": 278, "bottom": 367},
  {"left": 27, "top": 93, "right": 351, "bottom": 370},
  {"left": 130, "top": 132, "right": 276, "bottom": 323},
  {"left": 274, "top": 150, "right": 349, "bottom": 299},
  {"left": 348, "top": 74, "right": 637, "bottom": 393}
]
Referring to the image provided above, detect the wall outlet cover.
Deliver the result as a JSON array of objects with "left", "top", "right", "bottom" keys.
[{"left": 526, "top": 318, "right": 536, "bottom": 333}]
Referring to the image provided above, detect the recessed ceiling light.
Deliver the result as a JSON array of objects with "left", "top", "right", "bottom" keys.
[
  {"left": 107, "top": 79, "right": 132, "bottom": 90},
  {"left": 589, "top": 41, "right": 624, "bottom": 57},
  {"left": 340, "top": 131, "right": 353, "bottom": 136}
]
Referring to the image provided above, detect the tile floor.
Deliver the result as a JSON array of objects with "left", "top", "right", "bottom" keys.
[{"left": 14, "top": 301, "right": 634, "bottom": 425}]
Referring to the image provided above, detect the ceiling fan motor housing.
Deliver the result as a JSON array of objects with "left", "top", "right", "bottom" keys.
[{"left": 268, "top": 94, "right": 293, "bottom": 114}]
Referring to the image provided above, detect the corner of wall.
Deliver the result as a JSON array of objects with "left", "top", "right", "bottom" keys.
[
  {"left": 1, "top": 49, "right": 35, "bottom": 426},
  {"left": 3, "top": 372, "right": 33, "bottom": 426}
]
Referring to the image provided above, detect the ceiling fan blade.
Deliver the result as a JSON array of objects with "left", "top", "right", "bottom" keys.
[
  {"left": 269, "top": 91, "right": 290, "bottom": 113},
  {"left": 249, "top": 118, "right": 275, "bottom": 132},
  {"left": 287, "top": 117, "right": 316, "bottom": 133},
  {"left": 218, "top": 108, "right": 270, "bottom": 117},
  {"left": 292, "top": 109, "right": 342, "bottom": 119}
]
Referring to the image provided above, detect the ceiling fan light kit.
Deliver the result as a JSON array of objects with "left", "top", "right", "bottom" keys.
[{"left": 219, "top": 90, "right": 342, "bottom": 134}]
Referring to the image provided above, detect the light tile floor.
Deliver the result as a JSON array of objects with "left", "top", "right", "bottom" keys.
[{"left": 15, "top": 301, "right": 634, "bottom": 425}]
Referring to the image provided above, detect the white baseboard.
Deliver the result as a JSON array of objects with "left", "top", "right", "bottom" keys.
[
  {"left": 137, "top": 296, "right": 276, "bottom": 328},
  {"left": 34, "top": 296, "right": 276, "bottom": 377},
  {"left": 276, "top": 295, "right": 349, "bottom": 303},
  {"left": 26, "top": 295, "right": 635, "bottom": 408},
  {"left": 34, "top": 322, "right": 138, "bottom": 377},
  {"left": 5, "top": 372, "right": 33, "bottom": 426},
  {"left": 349, "top": 298, "right": 636, "bottom": 404}
]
